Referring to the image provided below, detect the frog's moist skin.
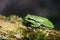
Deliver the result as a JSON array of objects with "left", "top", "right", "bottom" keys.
[{"left": 24, "top": 14, "right": 54, "bottom": 29}]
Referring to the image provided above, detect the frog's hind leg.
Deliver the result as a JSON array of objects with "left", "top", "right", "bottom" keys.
[{"left": 39, "top": 25, "right": 48, "bottom": 29}]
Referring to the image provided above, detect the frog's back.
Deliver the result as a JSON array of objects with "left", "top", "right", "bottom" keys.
[{"left": 39, "top": 18, "right": 54, "bottom": 29}]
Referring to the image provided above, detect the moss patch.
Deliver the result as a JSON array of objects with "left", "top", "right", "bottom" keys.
[{"left": 0, "top": 15, "right": 60, "bottom": 40}]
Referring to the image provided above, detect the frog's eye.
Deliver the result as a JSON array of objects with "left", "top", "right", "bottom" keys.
[
  {"left": 27, "top": 18, "right": 32, "bottom": 20},
  {"left": 28, "top": 18, "right": 36, "bottom": 22},
  {"left": 28, "top": 18, "right": 31, "bottom": 20}
]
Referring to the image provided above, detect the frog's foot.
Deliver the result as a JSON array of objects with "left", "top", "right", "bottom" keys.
[
  {"left": 40, "top": 25, "right": 48, "bottom": 30},
  {"left": 40, "top": 26, "right": 45, "bottom": 29}
]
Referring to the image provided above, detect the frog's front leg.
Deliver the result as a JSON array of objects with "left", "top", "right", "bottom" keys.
[
  {"left": 31, "top": 23, "right": 40, "bottom": 28},
  {"left": 28, "top": 20, "right": 40, "bottom": 27}
]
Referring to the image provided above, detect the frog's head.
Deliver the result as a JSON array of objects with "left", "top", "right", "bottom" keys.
[{"left": 24, "top": 14, "right": 40, "bottom": 27}]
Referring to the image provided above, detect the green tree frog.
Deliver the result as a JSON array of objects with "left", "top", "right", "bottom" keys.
[{"left": 24, "top": 14, "right": 54, "bottom": 29}]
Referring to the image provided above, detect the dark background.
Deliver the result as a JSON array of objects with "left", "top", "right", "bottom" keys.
[{"left": 0, "top": 0, "right": 60, "bottom": 30}]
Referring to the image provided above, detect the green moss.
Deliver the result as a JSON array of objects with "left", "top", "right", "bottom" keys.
[{"left": 0, "top": 15, "right": 60, "bottom": 40}]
